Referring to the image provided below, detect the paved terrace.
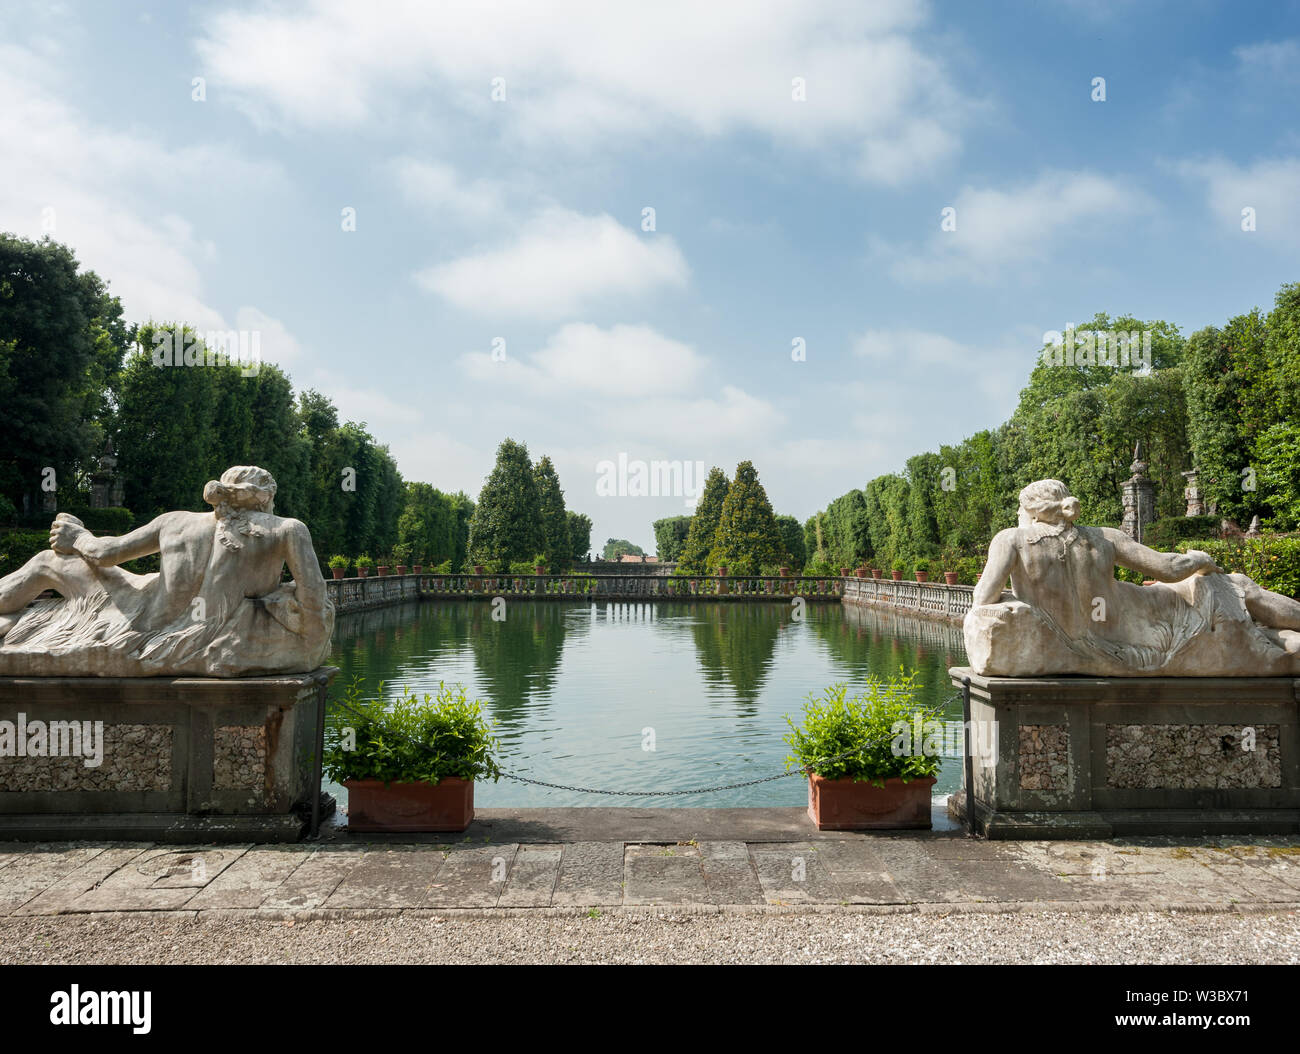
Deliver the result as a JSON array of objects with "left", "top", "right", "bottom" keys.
[{"left": 2, "top": 808, "right": 1299, "bottom": 917}]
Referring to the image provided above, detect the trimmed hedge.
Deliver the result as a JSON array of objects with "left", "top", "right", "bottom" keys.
[
  {"left": 1177, "top": 536, "right": 1300, "bottom": 599},
  {"left": 0, "top": 530, "right": 49, "bottom": 578},
  {"left": 1141, "top": 515, "right": 1219, "bottom": 554}
]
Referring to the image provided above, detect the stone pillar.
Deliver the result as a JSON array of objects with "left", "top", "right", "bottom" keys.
[
  {"left": 1180, "top": 468, "right": 1204, "bottom": 517},
  {"left": 1120, "top": 441, "right": 1156, "bottom": 542}
]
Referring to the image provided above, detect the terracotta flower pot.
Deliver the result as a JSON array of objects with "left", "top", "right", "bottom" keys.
[
  {"left": 854, "top": 568, "right": 866, "bottom": 578},
  {"left": 395, "top": 565, "right": 408, "bottom": 576},
  {"left": 779, "top": 567, "right": 790, "bottom": 576},
  {"left": 871, "top": 569, "right": 882, "bottom": 579},
  {"left": 943, "top": 571, "right": 958, "bottom": 585},
  {"left": 914, "top": 571, "right": 929, "bottom": 583},
  {"left": 377, "top": 565, "right": 389, "bottom": 577},
  {"left": 344, "top": 778, "right": 474, "bottom": 832},
  {"left": 535, "top": 565, "right": 546, "bottom": 575},
  {"left": 357, "top": 567, "right": 369, "bottom": 578},
  {"left": 839, "top": 568, "right": 850, "bottom": 578},
  {"left": 890, "top": 570, "right": 903, "bottom": 581},
  {"left": 473, "top": 565, "right": 486, "bottom": 575},
  {"left": 413, "top": 565, "right": 423, "bottom": 574},
  {"left": 807, "top": 773, "right": 935, "bottom": 830},
  {"left": 331, "top": 567, "right": 345, "bottom": 580}
]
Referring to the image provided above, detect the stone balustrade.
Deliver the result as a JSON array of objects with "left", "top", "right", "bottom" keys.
[{"left": 325, "top": 571, "right": 1005, "bottom": 619}]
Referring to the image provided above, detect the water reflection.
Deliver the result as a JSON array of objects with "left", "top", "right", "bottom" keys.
[{"left": 325, "top": 599, "right": 969, "bottom": 807}]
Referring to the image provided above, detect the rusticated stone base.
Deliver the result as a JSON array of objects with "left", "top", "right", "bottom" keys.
[
  {"left": 948, "top": 667, "right": 1300, "bottom": 838},
  {"left": 0, "top": 668, "right": 336, "bottom": 842}
]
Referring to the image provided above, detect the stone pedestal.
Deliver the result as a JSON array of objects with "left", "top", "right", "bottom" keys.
[
  {"left": 0, "top": 668, "right": 336, "bottom": 842},
  {"left": 948, "top": 667, "right": 1300, "bottom": 838}
]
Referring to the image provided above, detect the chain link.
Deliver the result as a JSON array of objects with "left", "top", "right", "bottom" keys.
[{"left": 327, "top": 691, "right": 961, "bottom": 798}]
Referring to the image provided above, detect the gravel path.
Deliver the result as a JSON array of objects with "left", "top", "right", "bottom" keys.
[{"left": 4, "top": 909, "right": 1297, "bottom": 965}]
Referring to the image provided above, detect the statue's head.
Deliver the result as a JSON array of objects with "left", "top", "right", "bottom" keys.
[
  {"left": 204, "top": 466, "right": 276, "bottom": 514},
  {"left": 1018, "top": 479, "right": 1081, "bottom": 528}
]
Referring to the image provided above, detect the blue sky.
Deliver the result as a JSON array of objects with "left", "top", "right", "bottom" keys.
[{"left": 2, "top": 0, "right": 1297, "bottom": 551}]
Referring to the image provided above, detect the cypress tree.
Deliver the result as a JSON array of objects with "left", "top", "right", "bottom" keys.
[
  {"left": 677, "top": 466, "right": 728, "bottom": 573},
  {"left": 707, "top": 461, "right": 783, "bottom": 575}
]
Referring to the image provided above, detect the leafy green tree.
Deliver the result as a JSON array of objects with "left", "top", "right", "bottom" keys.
[
  {"left": 677, "top": 466, "right": 728, "bottom": 573},
  {"left": 707, "top": 461, "right": 783, "bottom": 575},
  {"left": 1182, "top": 319, "right": 1261, "bottom": 523},
  {"left": 566, "top": 510, "right": 592, "bottom": 563},
  {"left": 1254, "top": 422, "right": 1300, "bottom": 530},
  {"left": 775, "top": 514, "right": 806, "bottom": 570},
  {"left": 397, "top": 482, "right": 457, "bottom": 564},
  {"left": 601, "top": 538, "right": 645, "bottom": 560},
  {"left": 0, "top": 235, "right": 129, "bottom": 513},
  {"left": 532, "top": 455, "right": 572, "bottom": 569},
  {"left": 652, "top": 515, "right": 692, "bottom": 562},
  {"left": 467, "top": 438, "right": 544, "bottom": 570}
]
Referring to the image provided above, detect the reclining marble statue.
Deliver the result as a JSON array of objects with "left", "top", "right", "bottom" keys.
[
  {"left": 965, "top": 478, "right": 1300, "bottom": 677},
  {"left": 0, "top": 466, "right": 335, "bottom": 677}
]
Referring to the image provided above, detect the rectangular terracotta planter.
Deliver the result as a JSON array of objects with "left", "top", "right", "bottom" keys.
[
  {"left": 344, "top": 778, "right": 474, "bottom": 832},
  {"left": 806, "top": 773, "right": 935, "bottom": 830}
]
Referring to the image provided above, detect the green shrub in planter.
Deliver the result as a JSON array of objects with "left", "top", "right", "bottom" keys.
[
  {"left": 783, "top": 673, "right": 941, "bottom": 785},
  {"left": 324, "top": 681, "right": 502, "bottom": 786},
  {"left": 913, "top": 557, "right": 933, "bottom": 574},
  {"left": 890, "top": 558, "right": 907, "bottom": 572},
  {"left": 355, "top": 553, "right": 375, "bottom": 572},
  {"left": 327, "top": 555, "right": 349, "bottom": 571}
]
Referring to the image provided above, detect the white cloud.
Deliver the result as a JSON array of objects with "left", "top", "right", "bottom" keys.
[
  {"left": 1234, "top": 39, "right": 1300, "bottom": 81},
  {"left": 461, "top": 322, "right": 704, "bottom": 395},
  {"left": 875, "top": 170, "right": 1150, "bottom": 283},
  {"left": 418, "top": 209, "right": 688, "bottom": 319},
  {"left": 0, "top": 43, "right": 283, "bottom": 331},
  {"left": 1176, "top": 156, "right": 1300, "bottom": 243},
  {"left": 389, "top": 158, "right": 507, "bottom": 222},
  {"left": 234, "top": 307, "right": 305, "bottom": 366},
  {"left": 195, "top": 0, "right": 969, "bottom": 183}
]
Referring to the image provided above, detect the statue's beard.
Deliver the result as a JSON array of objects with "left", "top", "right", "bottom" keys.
[{"left": 213, "top": 501, "right": 268, "bottom": 551}]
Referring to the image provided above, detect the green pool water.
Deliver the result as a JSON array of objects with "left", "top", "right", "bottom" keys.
[{"left": 325, "top": 599, "right": 969, "bottom": 808}]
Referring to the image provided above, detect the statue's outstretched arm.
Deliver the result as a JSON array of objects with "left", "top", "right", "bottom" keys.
[
  {"left": 52, "top": 514, "right": 166, "bottom": 567},
  {"left": 1102, "top": 527, "right": 1220, "bottom": 581},
  {"left": 973, "top": 530, "right": 1017, "bottom": 606}
]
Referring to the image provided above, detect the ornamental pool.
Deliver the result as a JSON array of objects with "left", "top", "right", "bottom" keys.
[{"left": 324, "top": 599, "right": 969, "bottom": 810}]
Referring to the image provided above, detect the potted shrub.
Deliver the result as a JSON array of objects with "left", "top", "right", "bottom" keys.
[
  {"left": 870, "top": 567, "right": 882, "bottom": 579},
  {"left": 914, "top": 558, "right": 931, "bottom": 583},
  {"left": 413, "top": 554, "right": 425, "bottom": 575},
  {"left": 890, "top": 559, "right": 906, "bottom": 581},
  {"left": 355, "top": 554, "right": 375, "bottom": 578},
  {"left": 325, "top": 680, "right": 502, "bottom": 833},
  {"left": 328, "top": 555, "right": 349, "bottom": 580},
  {"left": 785, "top": 675, "right": 939, "bottom": 830},
  {"left": 376, "top": 555, "right": 390, "bottom": 576},
  {"left": 943, "top": 566, "right": 959, "bottom": 586},
  {"left": 854, "top": 566, "right": 867, "bottom": 578},
  {"left": 839, "top": 567, "right": 850, "bottom": 578},
  {"left": 393, "top": 543, "right": 412, "bottom": 576}
]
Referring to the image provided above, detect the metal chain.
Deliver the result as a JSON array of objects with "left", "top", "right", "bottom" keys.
[{"left": 328, "top": 691, "right": 960, "bottom": 798}]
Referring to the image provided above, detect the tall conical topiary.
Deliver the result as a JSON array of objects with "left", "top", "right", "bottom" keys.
[
  {"left": 707, "top": 461, "right": 784, "bottom": 575},
  {"left": 467, "top": 437, "right": 544, "bottom": 571},
  {"left": 676, "top": 466, "right": 729, "bottom": 574},
  {"left": 533, "top": 455, "right": 571, "bottom": 570}
]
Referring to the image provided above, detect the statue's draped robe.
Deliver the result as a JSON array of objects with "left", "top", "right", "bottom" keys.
[{"left": 965, "top": 524, "right": 1300, "bottom": 677}]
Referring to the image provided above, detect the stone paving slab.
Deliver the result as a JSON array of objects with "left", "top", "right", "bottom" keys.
[
  {"left": 551, "top": 841, "right": 625, "bottom": 907},
  {"left": 1, "top": 833, "right": 1298, "bottom": 915}
]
